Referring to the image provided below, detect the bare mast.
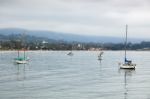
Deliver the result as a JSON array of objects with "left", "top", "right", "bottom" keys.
[{"left": 125, "top": 25, "right": 128, "bottom": 62}]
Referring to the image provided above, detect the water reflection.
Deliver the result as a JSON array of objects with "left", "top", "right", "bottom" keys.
[
  {"left": 98, "top": 59, "right": 102, "bottom": 66},
  {"left": 119, "top": 69, "right": 135, "bottom": 99},
  {"left": 15, "top": 64, "right": 27, "bottom": 81},
  {"left": 1, "top": 51, "right": 148, "bottom": 99},
  {"left": 98, "top": 58, "right": 103, "bottom": 73}
]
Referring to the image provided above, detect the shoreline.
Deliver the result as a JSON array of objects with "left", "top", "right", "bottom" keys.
[{"left": 0, "top": 49, "right": 150, "bottom": 51}]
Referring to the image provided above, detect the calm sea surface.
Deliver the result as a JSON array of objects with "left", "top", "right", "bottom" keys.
[{"left": 0, "top": 51, "right": 150, "bottom": 99}]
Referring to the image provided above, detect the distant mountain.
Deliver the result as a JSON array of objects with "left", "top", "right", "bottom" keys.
[{"left": 0, "top": 28, "right": 143, "bottom": 43}]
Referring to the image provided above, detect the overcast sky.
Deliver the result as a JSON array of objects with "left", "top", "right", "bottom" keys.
[{"left": 0, "top": 0, "right": 150, "bottom": 38}]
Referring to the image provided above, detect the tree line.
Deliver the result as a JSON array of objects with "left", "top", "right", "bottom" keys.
[{"left": 0, "top": 34, "right": 150, "bottom": 50}]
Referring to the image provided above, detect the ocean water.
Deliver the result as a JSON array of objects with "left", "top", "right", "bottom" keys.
[{"left": 0, "top": 51, "right": 150, "bottom": 99}]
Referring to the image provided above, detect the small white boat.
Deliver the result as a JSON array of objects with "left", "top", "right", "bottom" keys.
[
  {"left": 119, "top": 25, "right": 136, "bottom": 69},
  {"left": 98, "top": 51, "right": 104, "bottom": 60},
  {"left": 67, "top": 45, "right": 74, "bottom": 56},
  {"left": 67, "top": 51, "right": 73, "bottom": 56}
]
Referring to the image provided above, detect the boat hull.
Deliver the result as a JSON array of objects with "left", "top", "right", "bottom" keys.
[
  {"left": 15, "top": 60, "right": 27, "bottom": 64},
  {"left": 119, "top": 63, "right": 136, "bottom": 69}
]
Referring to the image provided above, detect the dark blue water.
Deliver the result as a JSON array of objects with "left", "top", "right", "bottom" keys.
[{"left": 0, "top": 51, "right": 149, "bottom": 99}]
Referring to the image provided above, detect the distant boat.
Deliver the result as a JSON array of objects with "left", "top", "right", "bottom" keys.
[
  {"left": 98, "top": 51, "right": 104, "bottom": 60},
  {"left": 15, "top": 33, "right": 29, "bottom": 64},
  {"left": 67, "top": 44, "right": 74, "bottom": 56},
  {"left": 119, "top": 25, "right": 136, "bottom": 69},
  {"left": 67, "top": 51, "right": 73, "bottom": 56},
  {"left": 15, "top": 49, "right": 29, "bottom": 64}
]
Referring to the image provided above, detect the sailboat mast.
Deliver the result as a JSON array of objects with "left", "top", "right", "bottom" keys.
[
  {"left": 18, "top": 50, "right": 19, "bottom": 58},
  {"left": 125, "top": 25, "right": 128, "bottom": 61},
  {"left": 24, "top": 49, "right": 25, "bottom": 59}
]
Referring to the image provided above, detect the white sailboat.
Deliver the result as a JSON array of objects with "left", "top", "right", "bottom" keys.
[
  {"left": 98, "top": 51, "right": 104, "bottom": 60},
  {"left": 15, "top": 49, "right": 29, "bottom": 64},
  {"left": 119, "top": 25, "right": 136, "bottom": 69},
  {"left": 14, "top": 33, "right": 29, "bottom": 64}
]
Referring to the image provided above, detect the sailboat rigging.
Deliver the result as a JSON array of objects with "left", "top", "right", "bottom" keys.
[
  {"left": 119, "top": 25, "right": 136, "bottom": 69},
  {"left": 15, "top": 33, "right": 29, "bottom": 64}
]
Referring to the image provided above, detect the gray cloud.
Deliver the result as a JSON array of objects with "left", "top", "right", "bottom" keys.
[
  {"left": 0, "top": 0, "right": 18, "bottom": 6},
  {"left": 0, "top": 0, "right": 150, "bottom": 38}
]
